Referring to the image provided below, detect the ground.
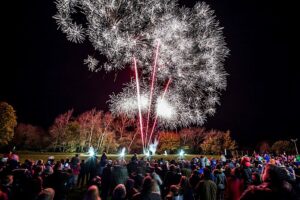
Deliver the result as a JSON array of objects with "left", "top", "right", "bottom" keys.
[{"left": 16, "top": 151, "right": 217, "bottom": 163}]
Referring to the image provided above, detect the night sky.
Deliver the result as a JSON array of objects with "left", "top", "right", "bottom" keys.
[{"left": 0, "top": 0, "right": 294, "bottom": 145}]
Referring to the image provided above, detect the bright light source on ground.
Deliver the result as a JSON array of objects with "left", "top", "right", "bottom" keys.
[
  {"left": 179, "top": 149, "right": 185, "bottom": 157},
  {"left": 119, "top": 147, "right": 126, "bottom": 158},
  {"left": 88, "top": 147, "right": 95, "bottom": 157},
  {"left": 144, "top": 150, "right": 150, "bottom": 157},
  {"left": 149, "top": 138, "right": 159, "bottom": 155}
]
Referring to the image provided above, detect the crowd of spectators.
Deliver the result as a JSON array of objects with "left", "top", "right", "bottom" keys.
[{"left": 0, "top": 151, "right": 299, "bottom": 200}]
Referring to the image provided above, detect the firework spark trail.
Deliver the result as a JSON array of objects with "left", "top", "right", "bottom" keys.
[
  {"left": 145, "top": 42, "right": 160, "bottom": 146},
  {"left": 133, "top": 57, "right": 145, "bottom": 151},
  {"left": 148, "top": 78, "right": 171, "bottom": 147}
]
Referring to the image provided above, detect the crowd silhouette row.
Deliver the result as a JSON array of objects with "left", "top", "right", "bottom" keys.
[{"left": 0, "top": 151, "right": 300, "bottom": 200}]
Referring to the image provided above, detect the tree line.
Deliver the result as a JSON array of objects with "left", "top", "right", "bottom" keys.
[{"left": 0, "top": 101, "right": 296, "bottom": 154}]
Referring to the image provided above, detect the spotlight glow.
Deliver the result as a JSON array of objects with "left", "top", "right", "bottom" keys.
[
  {"left": 119, "top": 147, "right": 126, "bottom": 158},
  {"left": 144, "top": 150, "right": 150, "bottom": 157},
  {"left": 149, "top": 138, "right": 159, "bottom": 155},
  {"left": 179, "top": 149, "right": 185, "bottom": 158},
  {"left": 88, "top": 146, "right": 95, "bottom": 157}
]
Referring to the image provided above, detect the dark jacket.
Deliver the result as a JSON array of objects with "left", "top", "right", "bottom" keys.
[{"left": 242, "top": 167, "right": 252, "bottom": 189}]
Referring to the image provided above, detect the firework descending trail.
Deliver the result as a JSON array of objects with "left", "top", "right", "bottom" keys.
[
  {"left": 133, "top": 57, "right": 145, "bottom": 151},
  {"left": 54, "top": 0, "right": 230, "bottom": 151},
  {"left": 145, "top": 42, "right": 160, "bottom": 147}
]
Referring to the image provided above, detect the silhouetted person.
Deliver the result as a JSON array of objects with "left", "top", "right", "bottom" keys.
[{"left": 77, "top": 160, "right": 86, "bottom": 187}]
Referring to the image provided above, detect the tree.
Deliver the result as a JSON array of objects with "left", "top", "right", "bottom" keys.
[
  {"left": 0, "top": 102, "right": 17, "bottom": 146},
  {"left": 95, "top": 112, "right": 113, "bottom": 152},
  {"left": 49, "top": 109, "right": 73, "bottom": 151},
  {"left": 102, "top": 131, "right": 119, "bottom": 153},
  {"left": 271, "top": 140, "right": 294, "bottom": 154},
  {"left": 158, "top": 131, "right": 180, "bottom": 153},
  {"left": 200, "top": 130, "right": 237, "bottom": 154},
  {"left": 77, "top": 109, "right": 102, "bottom": 149},
  {"left": 64, "top": 121, "right": 81, "bottom": 152},
  {"left": 118, "top": 124, "right": 142, "bottom": 153},
  {"left": 14, "top": 123, "right": 47, "bottom": 150},
  {"left": 179, "top": 128, "right": 206, "bottom": 153},
  {"left": 111, "top": 114, "right": 133, "bottom": 139}
]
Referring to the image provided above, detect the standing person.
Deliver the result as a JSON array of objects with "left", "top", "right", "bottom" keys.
[
  {"left": 77, "top": 160, "right": 86, "bottom": 187},
  {"left": 71, "top": 154, "right": 80, "bottom": 186},
  {"left": 101, "top": 152, "right": 107, "bottom": 162},
  {"left": 195, "top": 168, "right": 217, "bottom": 200},
  {"left": 149, "top": 166, "right": 163, "bottom": 194},
  {"left": 111, "top": 163, "right": 129, "bottom": 189},
  {"left": 214, "top": 165, "right": 227, "bottom": 200},
  {"left": 225, "top": 168, "right": 244, "bottom": 200},
  {"left": 164, "top": 165, "right": 180, "bottom": 191},
  {"left": 86, "top": 156, "right": 98, "bottom": 183},
  {"left": 71, "top": 154, "right": 80, "bottom": 169},
  {"left": 125, "top": 179, "right": 138, "bottom": 200},
  {"left": 200, "top": 156, "right": 205, "bottom": 168},
  {"left": 132, "top": 176, "right": 161, "bottom": 200},
  {"left": 131, "top": 153, "right": 138, "bottom": 162},
  {"left": 45, "top": 162, "right": 70, "bottom": 200},
  {"left": 101, "top": 161, "right": 113, "bottom": 200},
  {"left": 98, "top": 152, "right": 107, "bottom": 176},
  {"left": 178, "top": 176, "right": 194, "bottom": 200},
  {"left": 241, "top": 157, "right": 252, "bottom": 189}
]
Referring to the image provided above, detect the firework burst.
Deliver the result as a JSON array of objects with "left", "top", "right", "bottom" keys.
[{"left": 54, "top": 0, "right": 229, "bottom": 144}]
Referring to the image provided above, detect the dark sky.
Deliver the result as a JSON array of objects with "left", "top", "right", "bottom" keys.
[{"left": 0, "top": 0, "right": 294, "bottom": 145}]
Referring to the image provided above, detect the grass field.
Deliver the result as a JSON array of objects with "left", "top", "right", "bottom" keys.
[{"left": 15, "top": 151, "right": 218, "bottom": 163}]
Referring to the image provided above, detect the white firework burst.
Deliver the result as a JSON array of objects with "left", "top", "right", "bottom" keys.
[
  {"left": 84, "top": 55, "right": 99, "bottom": 72},
  {"left": 54, "top": 0, "right": 229, "bottom": 129}
]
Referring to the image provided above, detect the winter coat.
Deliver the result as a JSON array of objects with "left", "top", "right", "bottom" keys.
[
  {"left": 242, "top": 167, "right": 252, "bottom": 189},
  {"left": 196, "top": 179, "right": 217, "bottom": 200}
]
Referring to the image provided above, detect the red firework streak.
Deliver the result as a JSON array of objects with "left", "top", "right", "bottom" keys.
[
  {"left": 145, "top": 42, "right": 160, "bottom": 148},
  {"left": 133, "top": 57, "right": 145, "bottom": 150},
  {"left": 147, "top": 78, "right": 171, "bottom": 147}
]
